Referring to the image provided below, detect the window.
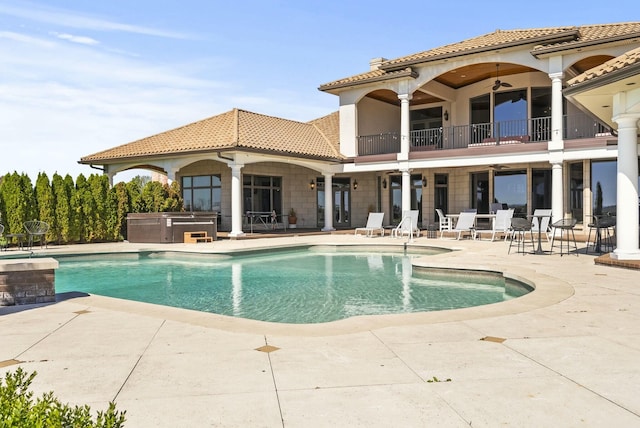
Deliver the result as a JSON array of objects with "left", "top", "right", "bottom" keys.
[
  {"left": 388, "top": 175, "right": 423, "bottom": 224},
  {"left": 182, "top": 175, "right": 221, "bottom": 212},
  {"left": 470, "top": 94, "right": 490, "bottom": 124},
  {"left": 569, "top": 163, "right": 583, "bottom": 222},
  {"left": 531, "top": 87, "right": 551, "bottom": 118},
  {"left": 470, "top": 172, "right": 489, "bottom": 213},
  {"left": 494, "top": 89, "right": 527, "bottom": 137},
  {"left": 470, "top": 94, "right": 491, "bottom": 144},
  {"left": 434, "top": 174, "right": 448, "bottom": 221},
  {"left": 494, "top": 170, "right": 527, "bottom": 216},
  {"left": 410, "top": 107, "right": 442, "bottom": 131},
  {"left": 591, "top": 161, "right": 617, "bottom": 216},
  {"left": 531, "top": 169, "right": 551, "bottom": 212},
  {"left": 242, "top": 175, "right": 282, "bottom": 215}
]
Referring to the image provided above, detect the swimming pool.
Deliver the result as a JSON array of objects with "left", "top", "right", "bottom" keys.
[{"left": 54, "top": 247, "right": 531, "bottom": 324}]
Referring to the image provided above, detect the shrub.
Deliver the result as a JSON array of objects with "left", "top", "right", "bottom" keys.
[{"left": 0, "top": 367, "right": 126, "bottom": 427}]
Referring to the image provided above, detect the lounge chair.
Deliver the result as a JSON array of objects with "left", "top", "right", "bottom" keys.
[
  {"left": 443, "top": 211, "right": 476, "bottom": 240},
  {"left": 354, "top": 212, "right": 385, "bottom": 237},
  {"left": 392, "top": 210, "right": 420, "bottom": 239},
  {"left": 435, "top": 208, "right": 452, "bottom": 238},
  {"left": 476, "top": 208, "right": 514, "bottom": 241},
  {"left": 24, "top": 220, "right": 49, "bottom": 249}
]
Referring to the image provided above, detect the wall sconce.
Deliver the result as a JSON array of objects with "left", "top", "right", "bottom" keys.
[
  {"left": 309, "top": 179, "right": 315, "bottom": 190},
  {"left": 353, "top": 180, "right": 358, "bottom": 190},
  {"left": 382, "top": 178, "right": 387, "bottom": 189},
  {"left": 422, "top": 176, "right": 427, "bottom": 187},
  {"left": 443, "top": 110, "right": 449, "bottom": 121}
]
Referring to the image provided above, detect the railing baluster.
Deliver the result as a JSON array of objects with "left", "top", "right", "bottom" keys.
[{"left": 357, "top": 112, "right": 612, "bottom": 155}]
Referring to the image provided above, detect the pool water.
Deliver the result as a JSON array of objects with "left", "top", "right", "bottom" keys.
[{"left": 54, "top": 249, "right": 531, "bottom": 324}]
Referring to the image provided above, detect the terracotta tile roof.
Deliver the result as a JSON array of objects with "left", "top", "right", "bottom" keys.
[
  {"left": 308, "top": 110, "right": 341, "bottom": 156},
  {"left": 567, "top": 46, "right": 640, "bottom": 86},
  {"left": 80, "top": 109, "right": 344, "bottom": 164},
  {"left": 319, "top": 22, "right": 640, "bottom": 91}
]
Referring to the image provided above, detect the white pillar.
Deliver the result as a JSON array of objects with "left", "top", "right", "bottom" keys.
[
  {"left": 401, "top": 168, "right": 411, "bottom": 213},
  {"left": 549, "top": 72, "right": 564, "bottom": 151},
  {"left": 398, "top": 93, "right": 412, "bottom": 161},
  {"left": 548, "top": 71, "right": 565, "bottom": 225},
  {"left": 229, "top": 163, "right": 245, "bottom": 238},
  {"left": 322, "top": 173, "right": 335, "bottom": 231},
  {"left": 611, "top": 115, "right": 640, "bottom": 260},
  {"left": 551, "top": 162, "right": 564, "bottom": 224},
  {"left": 166, "top": 168, "right": 178, "bottom": 183},
  {"left": 106, "top": 171, "right": 114, "bottom": 187}
]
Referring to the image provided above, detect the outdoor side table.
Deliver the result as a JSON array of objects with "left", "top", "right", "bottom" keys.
[
  {"left": 5, "top": 233, "right": 25, "bottom": 250},
  {"left": 550, "top": 218, "right": 578, "bottom": 256}
]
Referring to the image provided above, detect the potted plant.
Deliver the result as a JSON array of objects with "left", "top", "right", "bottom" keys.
[{"left": 288, "top": 208, "right": 298, "bottom": 228}]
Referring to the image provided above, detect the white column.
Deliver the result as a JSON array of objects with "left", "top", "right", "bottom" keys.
[
  {"left": 166, "top": 167, "right": 178, "bottom": 183},
  {"left": 106, "top": 171, "right": 114, "bottom": 187},
  {"left": 398, "top": 93, "right": 412, "bottom": 161},
  {"left": 611, "top": 115, "right": 640, "bottom": 260},
  {"left": 228, "top": 163, "right": 245, "bottom": 238},
  {"left": 548, "top": 71, "right": 565, "bottom": 225},
  {"left": 322, "top": 173, "right": 335, "bottom": 231},
  {"left": 548, "top": 72, "right": 564, "bottom": 151},
  {"left": 401, "top": 168, "right": 411, "bottom": 213},
  {"left": 551, "top": 161, "right": 564, "bottom": 224}
]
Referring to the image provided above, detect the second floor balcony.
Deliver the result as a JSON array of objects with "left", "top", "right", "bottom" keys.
[{"left": 357, "top": 113, "right": 612, "bottom": 156}]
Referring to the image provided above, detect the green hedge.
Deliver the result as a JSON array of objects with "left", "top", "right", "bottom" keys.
[
  {"left": 0, "top": 173, "right": 183, "bottom": 245},
  {"left": 0, "top": 368, "right": 126, "bottom": 427}
]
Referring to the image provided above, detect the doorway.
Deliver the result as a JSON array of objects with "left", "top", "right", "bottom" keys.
[
  {"left": 434, "top": 173, "right": 448, "bottom": 222},
  {"left": 315, "top": 177, "right": 352, "bottom": 228}
]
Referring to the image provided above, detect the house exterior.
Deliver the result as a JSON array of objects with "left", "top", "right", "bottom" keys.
[{"left": 80, "top": 22, "right": 640, "bottom": 259}]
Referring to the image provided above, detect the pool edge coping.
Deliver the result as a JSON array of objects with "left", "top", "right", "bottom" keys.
[{"left": 47, "top": 245, "right": 574, "bottom": 337}]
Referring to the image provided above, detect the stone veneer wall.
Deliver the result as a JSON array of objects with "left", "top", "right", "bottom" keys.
[{"left": 0, "top": 258, "right": 59, "bottom": 306}]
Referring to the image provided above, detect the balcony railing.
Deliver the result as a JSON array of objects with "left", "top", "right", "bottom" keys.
[
  {"left": 357, "top": 132, "right": 400, "bottom": 156},
  {"left": 357, "top": 114, "right": 612, "bottom": 156}
]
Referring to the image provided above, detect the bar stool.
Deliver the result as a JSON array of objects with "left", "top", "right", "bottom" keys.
[
  {"left": 550, "top": 218, "right": 578, "bottom": 256},
  {"left": 508, "top": 217, "right": 534, "bottom": 255},
  {"left": 586, "top": 215, "right": 616, "bottom": 254}
]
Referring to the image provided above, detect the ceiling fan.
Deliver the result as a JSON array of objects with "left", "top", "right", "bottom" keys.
[{"left": 492, "top": 64, "right": 512, "bottom": 91}]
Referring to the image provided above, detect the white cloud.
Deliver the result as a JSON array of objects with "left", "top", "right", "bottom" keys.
[
  {"left": 0, "top": 30, "right": 54, "bottom": 47},
  {"left": 52, "top": 32, "right": 99, "bottom": 46},
  {"left": 0, "top": 3, "right": 336, "bottom": 181},
  {"left": 0, "top": 2, "right": 191, "bottom": 39}
]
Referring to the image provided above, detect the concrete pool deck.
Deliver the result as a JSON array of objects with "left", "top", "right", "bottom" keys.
[{"left": 1, "top": 234, "right": 639, "bottom": 427}]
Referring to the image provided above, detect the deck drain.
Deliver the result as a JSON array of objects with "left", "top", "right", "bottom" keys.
[
  {"left": 480, "top": 336, "right": 506, "bottom": 343},
  {"left": 255, "top": 345, "right": 280, "bottom": 353},
  {"left": 0, "top": 359, "right": 24, "bottom": 368},
  {"left": 73, "top": 310, "right": 91, "bottom": 315}
]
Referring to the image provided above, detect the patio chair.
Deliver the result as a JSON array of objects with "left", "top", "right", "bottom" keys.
[
  {"left": 443, "top": 211, "right": 476, "bottom": 240},
  {"left": 392, "top": 210, "right": 420, "bottom": 239},
  {"left": 490, "top": 202, "right": 503, "bottom": 213},
  {"left": 527, "top": 209, "right": 552, "bottom": 242},
  {"left": 24, "top": 220, "right": 49, "bottom": 249},
  {"left": 586, "top": 214, "right": 616, "bottom": 254},
  {"left": 354, "top": 212, "right": 385, "bottom": 237},
  {"left": 476, "top": 208, "right": 514, "bottom": 241},
  {"left": 435, "top": 208, "right": 452, "bottom": 238},
  {"left": 508, "top": 217, "right": 534, "bottom": 254}
]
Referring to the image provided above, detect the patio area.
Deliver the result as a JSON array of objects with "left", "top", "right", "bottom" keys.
[{"left": 1, "top": 234, "right": 640, "bottom": 427}]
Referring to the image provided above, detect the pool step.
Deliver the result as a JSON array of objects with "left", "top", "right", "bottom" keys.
[{"left": 183, "top": 231, "right": 213, "bottom": 243}]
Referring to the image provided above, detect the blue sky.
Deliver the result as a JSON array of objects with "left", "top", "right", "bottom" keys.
[{"left": 1, "top": 0, "right": 637, "bottom": 181}]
